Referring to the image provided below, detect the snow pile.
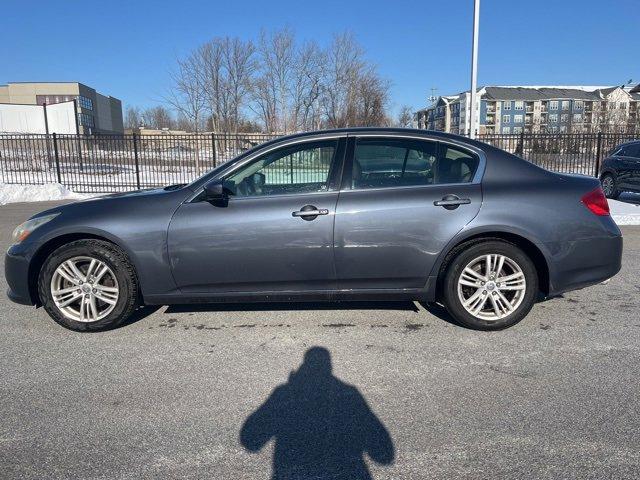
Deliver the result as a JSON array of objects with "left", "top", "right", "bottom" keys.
[
  {"left": 609, "top": 199, "right": 640, "bottom": 226},
  {"left": 0, "top": 183, "right": 91, "bottom": 206}
]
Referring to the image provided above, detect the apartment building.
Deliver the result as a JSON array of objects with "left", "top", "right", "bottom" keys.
[
  {"left": 416, "top": 85, "right": 640, "bottom": 135},
  {"left": 0, "top": 82, "right": 123, "bottom": 134}
]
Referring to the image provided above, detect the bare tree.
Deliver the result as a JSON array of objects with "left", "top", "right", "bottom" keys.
[
  {"left": 124, "top": 106, "right": 142, "bottom": 130},
  {"left": 222, "top": 37, "right": 256, "bottom": 132},
  {"left": 197, "top": 39, "right": 229, "bottom": 133},
  {"left": 168, "top": 29, "right": 391, "bottom": 133},
  {"left": 252, "top": 30, "right": 326, "bottom": 133},
  {"left": 396, "top": 105, "right": 414, "bottom": 128},
  {"left": 165, "top": 51, "right": 207, "bottom": 133},
  {"left": 355, "top": 67, "right": 391, "bottom": 127},
  {"left": 252, "top": 28, "right": 295, "bottom": 133},
  {"left": 141, "top": 106, "right": 175, "bottom": 129},
  {"left": 318, "top": 33, "right": 389, "bottom": 128},
  {"left": 291, "top": 41, "right": 325, "bottom": 131},
  {"left": 320, "top": 32, "right": 365, "bottom": 128}
]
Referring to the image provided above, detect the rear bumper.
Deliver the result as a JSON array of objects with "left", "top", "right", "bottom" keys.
[
  {"left": 546, "top": 234, "right": 623, "bottom": 296},
  {"left": 5, "top": 246, "right": 35, "bottom": 306}
]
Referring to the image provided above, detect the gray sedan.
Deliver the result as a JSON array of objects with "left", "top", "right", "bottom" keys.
[{"left": 5, "top": 128, "right": 622, "bottom": 331}]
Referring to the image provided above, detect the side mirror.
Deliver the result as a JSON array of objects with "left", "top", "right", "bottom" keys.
[{"left": 203, "top": 180, "right": 227, "bottom": 202}]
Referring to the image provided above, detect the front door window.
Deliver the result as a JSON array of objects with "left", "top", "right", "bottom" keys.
[{"left": 225, "top": 141, "right": 338, "bottom": 197}]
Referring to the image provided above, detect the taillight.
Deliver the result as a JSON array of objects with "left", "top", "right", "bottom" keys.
[{"left": 581, "top": 187, "right": 610, "bottom": 216}]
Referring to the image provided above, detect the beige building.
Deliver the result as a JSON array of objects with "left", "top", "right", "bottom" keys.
[
  {"left": 416, "top": 85, "right": 640, "bottom": 135},
  {"left": 0, "top": 82, "right": 123, "bottom": 134}
]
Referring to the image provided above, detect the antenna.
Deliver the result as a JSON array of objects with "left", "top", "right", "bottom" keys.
[{"left": 428, "top": 87, "right": 438, "bottom": 104}]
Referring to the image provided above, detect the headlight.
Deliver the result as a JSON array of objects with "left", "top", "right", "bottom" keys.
[{"left": 12, "top": 213, "right": 60, "bottom": 244}]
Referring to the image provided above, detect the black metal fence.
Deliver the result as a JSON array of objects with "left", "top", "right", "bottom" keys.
[
  {"left": 478, "top": 132, "right": 638, "bottom": 177},
  {"left": 0, "top": 133, "right": 276, "bottom": 193},
  {"left": 0, "top": 131, "right": 638, "bottom": 193}
]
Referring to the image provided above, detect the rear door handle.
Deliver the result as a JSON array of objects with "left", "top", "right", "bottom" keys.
[{"left": 434, "top": 195, "right": 471, "bottom": 210}]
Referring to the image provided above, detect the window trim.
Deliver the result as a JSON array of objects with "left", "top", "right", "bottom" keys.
[
  {"left": 341, "top": 134, "right": 485, "bottom": 192},
  {"left": 188, "top": 132, "right": 487, "bottom": 202},
  {"left": 188, "top": 135, "right": 346, "bottom": 202}
]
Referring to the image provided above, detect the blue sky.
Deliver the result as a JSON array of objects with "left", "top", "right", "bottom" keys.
[{"left": 2, "top": 0, "right": 639, "bottom": 116}]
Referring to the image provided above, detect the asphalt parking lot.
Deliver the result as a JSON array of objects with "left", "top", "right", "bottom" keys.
[{"left": 1, "top": 201, "right": 639, "bottom": 479}]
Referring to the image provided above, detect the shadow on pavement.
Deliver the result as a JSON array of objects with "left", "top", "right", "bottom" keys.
[{"left": 240, "top": 347, "right": 394, "bottom": 480}]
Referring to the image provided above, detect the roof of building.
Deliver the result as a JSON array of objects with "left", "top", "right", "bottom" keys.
[{"left": 483, "top": 86, "right": 611, "bottom": 101}]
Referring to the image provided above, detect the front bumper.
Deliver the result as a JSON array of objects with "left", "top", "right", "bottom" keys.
[
  {"left": 5, "top": 245, "right": 35, "bottom": 306},
  {"left": 546, "top": 234, "right": 623, "bottom": 296}
]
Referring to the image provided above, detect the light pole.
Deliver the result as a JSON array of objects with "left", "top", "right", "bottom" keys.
[{"left": 469, "top": 0, "right": 480, "bottom": 138}]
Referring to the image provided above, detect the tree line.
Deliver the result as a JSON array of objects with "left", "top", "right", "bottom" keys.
[{"left": 125, "top": 29, "right": 414, "bottom": 133}]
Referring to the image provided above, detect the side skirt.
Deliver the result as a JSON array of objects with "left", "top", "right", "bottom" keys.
[{"left": 143, "top": 278, "right": 436, "bottom": 305}]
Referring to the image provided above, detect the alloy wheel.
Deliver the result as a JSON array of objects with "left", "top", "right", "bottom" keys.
[
  {"left": 50, "top": 256, "right": 119, "bottom": 322},
  {"left": 601, "top": 176, "right": 614, "bottom": 197},
  {"left": 457, "top": 254, "right": 526, "bottom": 321}
]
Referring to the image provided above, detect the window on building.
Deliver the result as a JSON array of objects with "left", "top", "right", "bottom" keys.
[
  {"left": 561, "top": 114, "right": 569, "bottom": 122},
  {"left": 514, "top": 101, "right": 524, "bottom": 110},
  {"left": 502, "top": 127, "right": 511, "bottom": 134},
  {"left": 573, "top": 114, "right": 582, "bottom": 122},
  {"left": 503, "top": 102, "right": 511, "bottom": 110},
  {"left": 549, "top": 114, "right": 558, "bottom": 122},
  {"left": 561, "top": 101, "right": 570, "bottom": 110},
  {"left": 502, "top": 115, "right": 511, "bottom": 123},
  {"left": 619, "top": 102, "right": 626, "bottom": 109},
  {"left": 78, "top": 96, "right": 94, "bottom": 110},
  {"left": 514, "top": 115, "right": 523, "bottom": 123},
  {"left": 513, "top": 127, "right": 523, "bottom": 134},
  {"left": 78, "top": 113, "right": 95, "bottom": 128},
  {"left": 550, "top": 101, "right": 559, "bottom": 110},
  {"left": 36, "top": 94, "right": 73, "bottom": 105},
  {"left": 574, "top": 101, "right": 583, "bottom": 110}
]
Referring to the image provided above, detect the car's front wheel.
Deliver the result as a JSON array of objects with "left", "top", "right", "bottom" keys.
[
  {"left": 38, "top": 240, "right": 139, "bottom": 331},
  {"left": 600, "top": 174, "right": 620, "bottom": 199},
  {"left": 442, "top": 241, "right": 538, "bottom": 330}
]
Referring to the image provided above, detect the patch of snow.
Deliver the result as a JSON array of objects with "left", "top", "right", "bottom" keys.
[
  {"left": 609, "top": 198, "right": 640, "bottom": 225},
  {"left": 0, "top": 183, "right": 92, "bottom": 206}
]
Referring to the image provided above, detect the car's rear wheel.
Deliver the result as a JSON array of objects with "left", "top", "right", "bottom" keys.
[
  {"left": 600, "top": 174, "right": 620, "bottom": 199},
  {"left": 442, "top": 241, "right": 538, "bottom": 330},
  {"left": 38, "top": 240, "right": 138, "bottom": 331}
]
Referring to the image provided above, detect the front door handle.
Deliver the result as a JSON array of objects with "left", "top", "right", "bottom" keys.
[
  {"left": 292, "top": 205, "right": 329, "bottom": 220},
  {"left": 434, "top": 195, "right": 471, "bottom": 210}
]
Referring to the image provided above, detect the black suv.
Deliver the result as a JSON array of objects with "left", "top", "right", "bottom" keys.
[{"left": 599, "top": 140, "right": 640, "bottom": 199}]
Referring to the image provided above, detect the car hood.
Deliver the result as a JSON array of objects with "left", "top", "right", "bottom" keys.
[{"left": 29, "top": 185, "right": 193, "bottom": 220}]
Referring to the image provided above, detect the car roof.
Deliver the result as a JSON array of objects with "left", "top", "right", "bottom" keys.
[
  {"left": 253, "top": 127, "right": 491, "bottom": 152},
  {"left": 617, "top": 140, "right": 640, "bottom": 148}
]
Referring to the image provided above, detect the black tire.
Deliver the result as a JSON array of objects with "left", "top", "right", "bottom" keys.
[
  {"left": 600, "top": 174, "right": 620, "bottom": 200},
  {"left": 38, "top": 240, "right": 139, "bottom": 332},
  {"left": 441, "top": 240, "right": 538, "bottom": 330}
]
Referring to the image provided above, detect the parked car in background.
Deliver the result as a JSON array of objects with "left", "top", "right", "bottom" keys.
[
  {"left": 599, "top": 140, "right": 640, "bottom": 199},
  {"left": 5, "top": 128, "right": 623, "bottom": 332}
]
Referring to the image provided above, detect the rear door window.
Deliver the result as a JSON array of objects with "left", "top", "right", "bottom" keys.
[{"left": 351, "top": 138, "right": 479, "bottom": 189}]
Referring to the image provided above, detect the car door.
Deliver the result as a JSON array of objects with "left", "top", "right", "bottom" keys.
[
  {"left": 614, "top": 144, "right": 636, "bottom": 189},
  {"left": 167, "top": 137, "right": 345, "bottom": 294},
  {"left": 333, "top": 135, "right": 483, "bottom": 290},
  {"left": 625, "top": 143, "right": 640, "bottom": 189}
]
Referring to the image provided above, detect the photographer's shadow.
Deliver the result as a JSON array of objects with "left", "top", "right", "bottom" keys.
[{"left": 240, "top": 347, "right": 394, "bottom": 480}]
